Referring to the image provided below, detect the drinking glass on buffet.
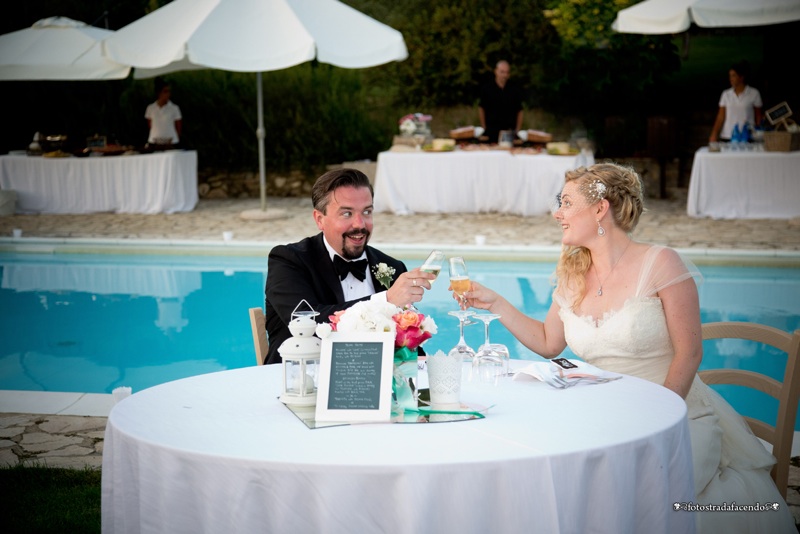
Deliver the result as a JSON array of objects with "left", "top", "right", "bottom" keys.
[
  {"left": 449, "top": 256, "right": 470, "bottom": 308},
  {"left": 420, "top": 250, "right": 445, "bottom": 285}
]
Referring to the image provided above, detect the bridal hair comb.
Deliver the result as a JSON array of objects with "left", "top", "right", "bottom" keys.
[{"left": 585, "top": 179, "right": 607, "bottom": 202}]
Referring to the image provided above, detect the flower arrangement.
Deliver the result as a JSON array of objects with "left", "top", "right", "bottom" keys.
[
  {"left": 399, "top": 112, "right": 432, "bottom": 137},
  {"left": 316, "top": 300, "right": 437, "bottom": 352},
  {"left": 372, "top": 262, "right": 396, "bottom": 290}
]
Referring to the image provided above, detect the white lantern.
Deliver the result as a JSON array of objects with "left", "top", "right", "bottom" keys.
[{"left": 279, "top": 302, "right": 321, "bottom": 406}]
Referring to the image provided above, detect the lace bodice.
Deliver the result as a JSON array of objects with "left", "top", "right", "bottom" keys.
[{"left": 553, "top": 245, "right": 699, "bottom": 383}]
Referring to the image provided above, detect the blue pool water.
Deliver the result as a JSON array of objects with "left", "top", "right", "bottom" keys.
[{"left": 1, "top": 252, "right": 798, "bottom": 427}]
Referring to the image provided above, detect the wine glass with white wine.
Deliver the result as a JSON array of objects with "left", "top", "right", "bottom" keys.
[
  {"left": 449, "top": 256, "right": 470, "bottom": 308},
  {"left": 420, "top": 250, "right": 445, "bottom": 285}
]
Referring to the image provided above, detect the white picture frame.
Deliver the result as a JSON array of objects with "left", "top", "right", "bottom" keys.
[{"left": 315, "top": 331, "right": 395, "bottom": 423}]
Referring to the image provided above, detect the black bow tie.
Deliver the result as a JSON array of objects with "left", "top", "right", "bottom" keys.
[{"left": 333, "top": 256, "right": 368, "bottom": 282}]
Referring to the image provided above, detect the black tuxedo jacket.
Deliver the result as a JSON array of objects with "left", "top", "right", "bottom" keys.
[{"left": 263, "top": 233, "right": 407, "bottom": 364}]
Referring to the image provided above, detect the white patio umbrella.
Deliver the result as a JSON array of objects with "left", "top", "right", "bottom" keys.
[
  {"left": 612, "top": 0, "right": 800, "bottom": 35},
  {"left": 102, "top": 0, "right": 408, "bottom": 218},
  {"left": 0, "top": 16, "right": 130, "bottom": 80}
]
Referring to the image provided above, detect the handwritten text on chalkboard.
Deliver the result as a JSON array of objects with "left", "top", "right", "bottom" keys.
[{"left": 328, "top": 342, "right": 383, "bottom": 410}]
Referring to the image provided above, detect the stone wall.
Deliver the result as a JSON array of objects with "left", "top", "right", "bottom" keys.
[{"left": 197, "top": 157, "right": 681, "bottom": 201}]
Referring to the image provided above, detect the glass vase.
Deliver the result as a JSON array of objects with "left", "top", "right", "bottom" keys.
[{"left": 392, "top": 346, "right": 419, "bottom": 416}]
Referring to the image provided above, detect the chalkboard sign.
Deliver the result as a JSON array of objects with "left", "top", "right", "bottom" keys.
[
  {"left": 765, "top": 101, "right": 792, "bottom": 126},
  {"left": 315, "top": 332, "right": 394, "bottom": 422}
]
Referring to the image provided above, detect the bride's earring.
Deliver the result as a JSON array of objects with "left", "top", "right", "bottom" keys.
[{"left": 596, "top": 219, "right": 605, "bottom": 237}]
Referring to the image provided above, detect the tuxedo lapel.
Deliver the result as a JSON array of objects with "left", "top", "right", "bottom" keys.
[{"left": 311, "top": 234, "right": 345, "bottom": 303}]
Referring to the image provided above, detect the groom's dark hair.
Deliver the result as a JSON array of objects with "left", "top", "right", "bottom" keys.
[{"left": 311, "top": 168, "right": 374, "bottom": 214}]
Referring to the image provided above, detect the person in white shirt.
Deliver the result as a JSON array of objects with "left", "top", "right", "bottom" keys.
[
  {"left": 145, "top": 78, "right": 182, "bottom": 145},
  {"left": 709, "top": 61, "right": 763, "bottom": 142}
]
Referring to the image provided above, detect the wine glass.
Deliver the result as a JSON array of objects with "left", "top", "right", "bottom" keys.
[
  {"left": 449, "top": 256, "right": 470, "bottom": 307},
  {"left": 448, "top": 310, "right": 476, "bottom": 363},
  {"left": 413, "top": 133, "right": 426, "bottom": 151},
  {"left": 420, "top": 250, "right": 445, "bottom": 285},
  {"left": 472, "top": 313, "right": 510, "bottom": 383}
]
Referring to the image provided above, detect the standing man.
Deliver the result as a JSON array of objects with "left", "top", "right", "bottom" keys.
[
  {"left": 145, "top": 77, "right": 182, "bottom": 145},
  {"left": 479, "top": 60, "right": 524, "bottom": 144},
  {"left": 263, "top": 168, "right": 435, "bottom": 364}
]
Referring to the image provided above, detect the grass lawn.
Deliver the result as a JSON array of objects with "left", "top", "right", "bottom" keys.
[{"left": 0, "top": 465, "right": 101, "bottom": 533}]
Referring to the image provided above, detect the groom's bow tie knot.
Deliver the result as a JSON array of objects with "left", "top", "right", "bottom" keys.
[{"left": 333, "top": 256, "right": 368, "bottom": 282}]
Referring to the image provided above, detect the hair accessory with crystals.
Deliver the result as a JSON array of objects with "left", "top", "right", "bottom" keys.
[{"left": 584, "top": 179, "right": 607, "bottom": 202}]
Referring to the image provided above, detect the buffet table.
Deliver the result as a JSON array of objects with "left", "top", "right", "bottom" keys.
[
  {"left": 687, "top": 148, "right": 800, "bottom": 219},
  {"left": 374, "top": 149, "right": 593, "bottom": 215},
  {"left": 0, "top": 151, "right": 198, "bottom": 214},
  {"left": 102, "top": 361, "right": 694, "bottom": 533}
]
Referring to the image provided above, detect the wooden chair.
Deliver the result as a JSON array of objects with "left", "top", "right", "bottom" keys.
[
  {"left": 249, "top": 307, "right": 269, "bottom": 366},
  {"left": 699, "top": 321, "right": 800, "bottom": 499}
]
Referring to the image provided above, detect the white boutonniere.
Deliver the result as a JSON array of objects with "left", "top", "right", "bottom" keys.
[{"left": 372, "top": 262, "right": 396, "bottom": 290}]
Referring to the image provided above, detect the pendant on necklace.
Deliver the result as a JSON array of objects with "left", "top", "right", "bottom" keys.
[{"left": 597, "top": 287, "right": 603, "bottom": 296}]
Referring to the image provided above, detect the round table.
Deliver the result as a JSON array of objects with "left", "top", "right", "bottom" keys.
[{"left": 102, "top": 361, "right": 695, "bottom": 533}]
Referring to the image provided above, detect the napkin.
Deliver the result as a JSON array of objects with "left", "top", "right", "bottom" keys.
[{"left": 513, "top": 359, "right": 621, "bottom": 388}]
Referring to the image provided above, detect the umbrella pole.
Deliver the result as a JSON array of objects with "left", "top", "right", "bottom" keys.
[
  {"left": 257, "top": 71, "right": 267, "bottom": 211},
  {"left": 240, "top": 72, "right": 287, "bottom": 221}
]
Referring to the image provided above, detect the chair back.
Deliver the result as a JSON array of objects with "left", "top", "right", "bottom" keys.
[
  {"left": 699, "top": 321, "right": 800, "bottom": 499},
  {"left": 249, "top": 307, "right": 269, "bottom": 365}
]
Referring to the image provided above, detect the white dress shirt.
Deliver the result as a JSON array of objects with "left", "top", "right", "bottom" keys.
[{"left": 322, "top": 237, "right": 387, "bottom": 303}]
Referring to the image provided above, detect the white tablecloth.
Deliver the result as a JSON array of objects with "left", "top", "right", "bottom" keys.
[
  {"left": 102, "top": 361, "right": 695, "bottom": 534},
  {"left": 687, "top": 148, "right": 800, "bottom": 219},
  {"left": 374, "top": 150, "right": 593, "bottom": 215},
  {"left": 0, "top": 151, "right": 198, "bottom": 214}
]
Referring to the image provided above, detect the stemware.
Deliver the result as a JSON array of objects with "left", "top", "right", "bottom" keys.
[
  {"left": 420, "top": 250, "right": 445, "bottom": 285},
  {"left": 448, "top": 256, "right": 470, "bottom": 307},
  {"left": 412, "top": 133, "right": 427, "bottom": 151},
  {"left": 472, "top": 313, "right": 510, "bottom": 382},
  {"left": 447, "top": 310, "right": 476, "bottom": 362}
]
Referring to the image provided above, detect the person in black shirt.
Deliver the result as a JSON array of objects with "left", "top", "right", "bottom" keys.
[{"left": 479, "top": 60, "right": 524, "bottom": 144}]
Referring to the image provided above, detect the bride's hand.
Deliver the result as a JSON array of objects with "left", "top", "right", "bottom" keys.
[{"left": 456, "top": 281, "right": 498, "bottom": 311}]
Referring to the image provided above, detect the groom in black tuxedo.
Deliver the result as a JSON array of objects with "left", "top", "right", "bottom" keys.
[{"left": 263, "top": 168, "right": 435, "bottom": 364}]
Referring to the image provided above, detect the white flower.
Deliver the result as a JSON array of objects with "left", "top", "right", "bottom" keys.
[
  {"left": 372, "top": 262, "right": 396, "bottom": 290},
  {"left": 334, "top": 300, "right": 401, "bottom": 334},
  {"left": 420, "top": 314, "right": 438, "bottom": 336},
  {"left": 315, "top": 323, "right": 333, "bottom": 339},
  {"left": 399, "top": 119, "right": 417, "bottom": 136}
]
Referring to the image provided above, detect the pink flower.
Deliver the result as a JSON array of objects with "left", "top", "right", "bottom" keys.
[
  {"left": 328, "top": 310, "right": 346, "bottom": 331},
  {"left": 393, "top": 310, "right": 434, "bottom": 350}
]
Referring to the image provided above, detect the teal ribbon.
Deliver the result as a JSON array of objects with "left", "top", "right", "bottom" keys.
[{"left": 393, "top": 346, "right": 417, "bottom": 363}]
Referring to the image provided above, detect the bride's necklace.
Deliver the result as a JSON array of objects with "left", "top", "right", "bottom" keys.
[{"left": 593, "top": 240, "right": 632, "bottom": 297}]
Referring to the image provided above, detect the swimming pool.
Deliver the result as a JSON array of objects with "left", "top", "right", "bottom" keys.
[{"left": 1, "top": 251, "right": 798, "bottom": 427}]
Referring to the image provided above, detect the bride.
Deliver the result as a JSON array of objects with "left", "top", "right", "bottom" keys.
[{"left": 459, "top": 162, "right": 795, "bottom": 532}]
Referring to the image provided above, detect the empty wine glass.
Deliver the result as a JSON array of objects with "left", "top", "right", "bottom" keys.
[
  {"left": 449, "top": 256, "right": 470, "bottom": 308},
  {"left": 472, "top": 313, "right": 510, "bottom": 383},
  {"left": 448, "top": 310, "right": 476, "bottom": 362},
  {"left": 420, "top": 250, "right": 445, "bottom": 285},
  {"left": 413, "top": 133, "right": 426, "bottom": 151}
]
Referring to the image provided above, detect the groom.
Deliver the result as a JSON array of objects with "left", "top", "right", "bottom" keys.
[{"left": 263, "top": 168, "right": 435, "bottom": 364}]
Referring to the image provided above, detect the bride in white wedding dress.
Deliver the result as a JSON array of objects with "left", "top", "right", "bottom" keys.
[{"left": 459, "top": 163, "right": 795, "bottom": 532}]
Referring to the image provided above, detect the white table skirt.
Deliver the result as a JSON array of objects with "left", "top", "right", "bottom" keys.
[
  {"left": 374, "top": 150, "right": 594, "bottom": 215},
  {"left": 102, "top": 361, "right": 695, "bottom": 534},
  {"left": 0, "top": 151, "right": 198, "bottom": 214},
  {"left": 687, "top": 148, "right": 800, "bottom": 219}
]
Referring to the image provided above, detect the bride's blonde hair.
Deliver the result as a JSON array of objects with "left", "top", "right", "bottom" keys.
[{"left": 555, "top": 162, "right": 645, "bottom": 308}]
